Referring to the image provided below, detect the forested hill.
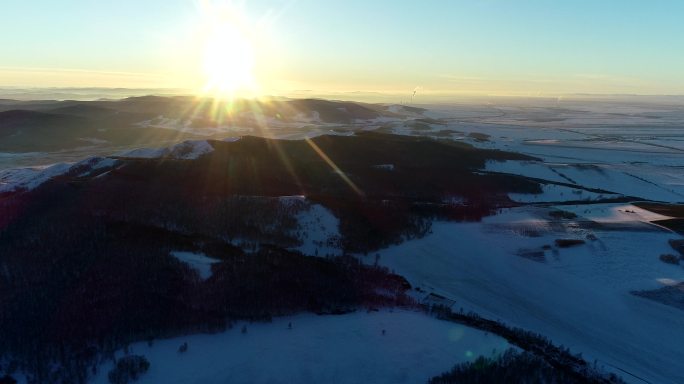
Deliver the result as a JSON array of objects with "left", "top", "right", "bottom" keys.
[{"left": 0, "top": 132, "right": 538, "bottom": 383}]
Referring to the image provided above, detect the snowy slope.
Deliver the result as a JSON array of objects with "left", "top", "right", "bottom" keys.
[
  {"left": 0, "top": 163, "right": 72, "bottom": 193},
  {"left": 90, "top": 310, "right": 509, "bottom": 384},
  {"left": 367, "top": 208, "right": 684, "bottom": 384},
  {"left": 75, "top": 157, "right": 118, "bottom": 176},
  {"left": 115, "top": 147, "right": 167, "bottom": 159},
  {"left": 170, "top": 251, "right": 220, "bottom": 280},
  {"left": 116, "top": 140, "right": 215, "bottom": 160},
  {"left": 293, "top": 200, "right": 342, "bottom": 257},
  {"left": 168, "top": 140, "right": 214, "bottom": 160},
  {"left": 0, "top": 157, "right": 118, "bottom": 193}
]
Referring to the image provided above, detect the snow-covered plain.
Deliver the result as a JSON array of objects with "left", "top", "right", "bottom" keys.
[
  {"left": 508, "top": 183, "right": 616, "bottom": 203},
  {"left": 91, "top": 310, "right": 509, "bottom": 384},
  {"left": 382, "top": 100, "right": 684, "bottom": 203},
  {"left": 367, "top": 207, "right": 684, "bottom": 384},
  {"left": 485, "top": 159, "right": 684, "bottom": 202},
  {"left": 555, "top": 203, "right": 672, "bottom": 224}
]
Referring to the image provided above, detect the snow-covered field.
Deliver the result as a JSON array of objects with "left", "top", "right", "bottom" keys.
[
  {"left": 90, "top": 310, "right": 509, "bottom": 384},
  {"left": 383, "top": 100, "right": 684, "bottom": 203},
  {"left": 365, "top": 207, "right": 684, "bottom": 384},
  {"left": 485, "top": 159, "right": 684, "bottom": 202},
  {"left": 556, "top": 203, "right": 672, "bottom": 224},
  {"left": 508, "top": 183, "right": 616, "bottom": 203}
]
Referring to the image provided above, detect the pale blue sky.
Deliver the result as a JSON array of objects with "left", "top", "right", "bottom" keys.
[{"left": 1, "top": 0, "right": 683, "bottom": 95}]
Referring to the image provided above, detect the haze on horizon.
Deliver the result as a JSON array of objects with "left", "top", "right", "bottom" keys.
[{"left": 1, "top": 0, "right": 684, "bottom": 99}]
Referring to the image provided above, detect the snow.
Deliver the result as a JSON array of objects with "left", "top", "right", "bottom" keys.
[
  {"left": 116, "top": 140, "right": 214, "bottom": 160},
  {"left": 550, "top": 164, "right": 683, "bottom": 202},
  {"left": 78, "top": 137, "right": 110, "bottom": 145},
  {"left": 76, "top": 157, "right": 118, "bottom": 176},
  {"left": 136, "top": 116, "right": 193, "bottom": 133},
  {"left": 291, "top": 199, "right": 342, "bottom": 257},
  {"left": 485, "top": 160, "right": 572, "bottom": 184},
  {"left": 368, "top": 207, "right": 684, "bottom": 384},
  {"left": 168, "top": 140, "right": 214, "bottom": 160},
  {"left": 508, "top": 184, "right": 616, "bottom": 203},
  {"left": 442, "top": 195, "right": 467, "bottom": 205},
  {"left": 555, "top": 203, "right": 672, "bottom": 224},
  {"left": 170, "top": 251, "right": 220, "bottom": 280},
  {"left": 5, "top": 99, "right": 684, "bottom": 383},
  {"left": 387, "top": 105, "right": 404, "bottom": 113},
  {"left": 0, "top": 156, "right": 121, "bottom": 193},
  {"left": 87, "top": 157, "right": 118, "bottom": 171},
  {"left": 90, "top": 310, "right": 509, "bottom": 384},
  {"left": 0, "top": 162, "right": 72, "bottom": 193},
  {"left": 277, "top": 194, "right": 307, "bottom": 205},
  {"left": 373, "top": 164, "right": 395, "bottom": 171},
  {"left": 402, "top": 102, "right": 684, "bottom": 204},
  {"left": 484, "top": 160, "right": 684, "bottom": 202},
  {"left": 115, "top": 147, "right": 168, "bottom": 159}
]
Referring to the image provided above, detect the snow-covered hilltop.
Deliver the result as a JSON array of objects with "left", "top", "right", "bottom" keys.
[
  {"left": 115, "top": 140, "right": 216, "bottom": 160},
  {"left": 0, "top": 157, "right": 118, "bottom": 194},
  {"left": 0, "top": 140, "right": 219, "bottom": 195}
]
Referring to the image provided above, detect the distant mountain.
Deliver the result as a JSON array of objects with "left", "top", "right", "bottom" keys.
[
  {"left": 45, "top": 104, "right": 121, "bottom": 118},
  {"left": 0, "top": 110, "right": 94, "bottom": 151},
  {"left": 0, "top": 96, "right": 413, "bottom": 154},
  {"left": 0, "top": 109, "right": 85, "bottom": 126}
]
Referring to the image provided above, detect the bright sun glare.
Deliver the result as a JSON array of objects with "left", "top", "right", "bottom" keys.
[{"left": 198, "top": 1, "right": 260, "bottom": 98}]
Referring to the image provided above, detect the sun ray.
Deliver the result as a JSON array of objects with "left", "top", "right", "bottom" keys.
[{"left": 304, "top": 138, "right": 365, "bottom": 197}]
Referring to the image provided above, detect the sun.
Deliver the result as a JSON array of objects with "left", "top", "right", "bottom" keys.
[{"left": 198, "top": 1, "right": 260, "bottom": 98}]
